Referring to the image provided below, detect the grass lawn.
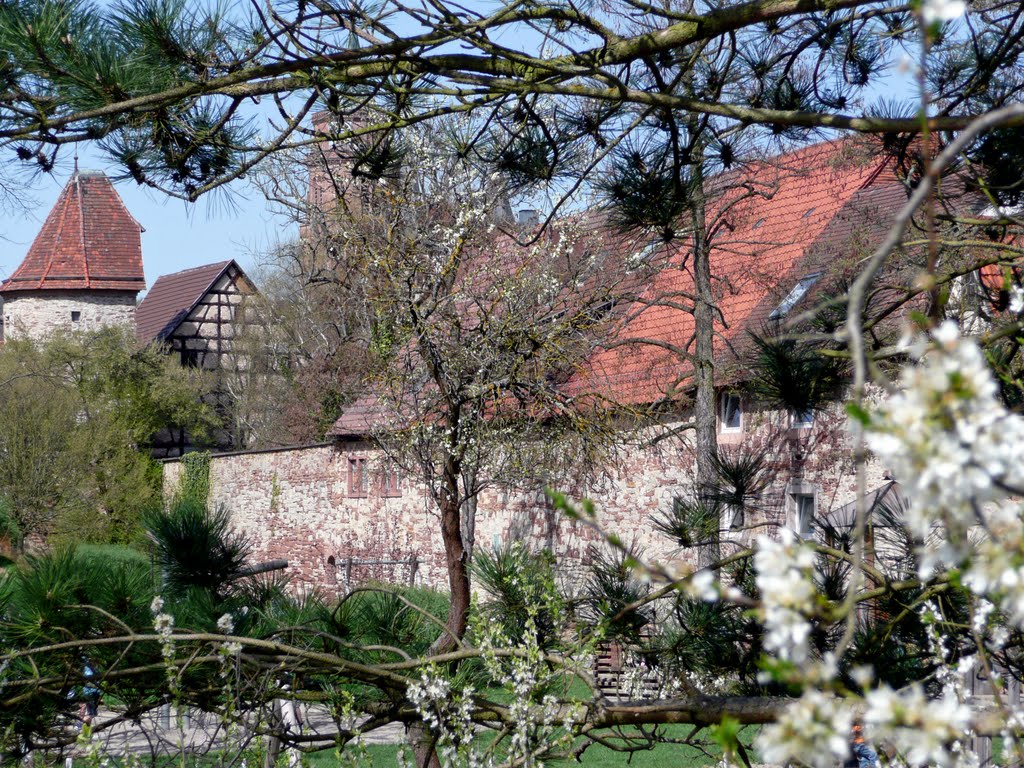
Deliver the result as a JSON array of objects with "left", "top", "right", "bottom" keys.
[
  {"left": 311, "top": 742, "right": 712, "bottom": 766},
  {"left": 303, "top": 724, "right": 759, "bottom": 767}
]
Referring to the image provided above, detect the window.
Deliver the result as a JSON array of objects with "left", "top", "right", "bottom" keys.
[
  {"left": 769, "top": 273, "right": 822, "bottom": 320},
  {"left": 380, "top": 464, "right": 401, "bottom": 497},
  {"left": 180, "top": 347, "right": 200, "bottom": 368},
  {"left": 70, "top": 311, "right": 81, "bottom": 322},
  {"left": 751, "top": 217, "right": 765, "bottom": 230},
  {"left": 794, "top": 493, "right": 816, "bottom": 539},
  {"left": 720, "top": 392, "right": 742, "bottom": 431},
  {"left": 801, "top": 207, "right": 816, "bottom": 219},
  {"left": 347, "top": 458, "right": 368, "bottom": 497},
  {"left": 792, "top": 407, "right": 815, "bottom": 428}
]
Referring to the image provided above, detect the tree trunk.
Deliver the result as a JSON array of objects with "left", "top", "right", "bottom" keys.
[
  {"left": 461, "top": 467, "right": 478, "bottom": 561},
  {"left": 437, "top": 454, "right": 471, "bottom": 651},
  {"left": 412, "top": 449, "right": 472, "bottom": 768},
  {"left": 688, "top": 141, "right": 721, "bottom": 570},
  {"left": 410, "top": 722, "right": 442, "bottom": 768}
]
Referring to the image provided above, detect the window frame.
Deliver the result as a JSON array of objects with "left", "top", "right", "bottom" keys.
[
  {"left": 794, "top": 492, "right": 816, "bottom": 539},
  {"left": 769, "top": 272, "right": 822, "bottom": 320},
  {"left": 791, "top": 407, "right": 815, "bottom": 429},
  {"left": 720, "top": 392, "right": 743, "bottom": 432},
  {"left": 726, "top": 503, "right": 744, "bottom": 531},
  {"left": 380, "top": 464, "right": 402, "bottom": 498},
  {"left": 347, "top": 457, "right": 369, "bottom": 498}
]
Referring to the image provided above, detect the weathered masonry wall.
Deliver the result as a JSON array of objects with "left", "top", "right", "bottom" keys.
[
  {"left": 164, "top": 407, "right": 889, "bottom": 595},
  {"left": 2, "top": 290, "right": 137, "bottom": 341}
]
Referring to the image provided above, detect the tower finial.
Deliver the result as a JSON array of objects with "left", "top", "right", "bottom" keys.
[{"left": 73, "top": 151, "right": 79, "bottom": 175}]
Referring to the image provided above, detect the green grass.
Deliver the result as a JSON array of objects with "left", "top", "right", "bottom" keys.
[
  {"left": 76, "top": 543, "right": 150, "bottom": 568},
  {"left": 299, "top": 724, "right": 758, "bottom": 767},
  {"left": 60, "top": 723, "right": 753, "bottom": 768}
]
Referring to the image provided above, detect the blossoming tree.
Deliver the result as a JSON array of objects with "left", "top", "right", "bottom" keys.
[{"left": 2, "top": 0, "right": 1024, "bottom": 765}]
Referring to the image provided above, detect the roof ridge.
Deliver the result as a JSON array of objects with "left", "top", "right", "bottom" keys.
[
  {"left": 38, "top": 181, "right": 75, "bottom": 290},
  {"left": 79, "top": 174, "right": 91, "bottom": 289},
  {"left": 153, "top": 260, "right": 232, "bottom": 280}
]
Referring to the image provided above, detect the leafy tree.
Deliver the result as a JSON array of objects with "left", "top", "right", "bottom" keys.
[
  {"left": 223, "top": 240, "right": 373, "bottom": 446},
  {"left": 0, "top": 327, "right": 220, "bottom": 546}
]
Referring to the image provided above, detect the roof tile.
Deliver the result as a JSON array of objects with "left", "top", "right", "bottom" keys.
[
  {"left": 1, "top": 171, "right": 146, "bottom": 294},
  {"left": 136, "top": 261, "right": 233, "bottom": 343}
]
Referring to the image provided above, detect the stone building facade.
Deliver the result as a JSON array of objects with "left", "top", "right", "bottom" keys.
[
  {"left": 1, "top": 170, "right": 146, "bottom": 341},
  {"left": 161, "top": 138, "right": 925, "bottom": 594},
  {"left": 2, "top": 290, "right": 138, "bottom": 340},
  {"left": 163, "top": 404, "right": 890, "bottom": 595}
]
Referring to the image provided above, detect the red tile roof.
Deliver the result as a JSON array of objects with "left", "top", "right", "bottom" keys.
[
  {"left": 136, "top": 260, "right": 233, "bottom": 343},
  {"left": 331, "top": 398, "right": 394, "bottom": 438},
  {"left": 1, "top": 171, "right": 146, "bottom": 294},
  {"left": 329, "top": 139, "right": 909, "bottom": 436},
  {"left": 570, "top": 139, "right": 904, "bottom": 403}
]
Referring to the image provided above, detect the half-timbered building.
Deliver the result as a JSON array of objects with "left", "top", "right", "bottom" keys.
[
  {"left": 136, "top": 259, "right": 254, "bottom": 370},
  {"left": 136, "top": 259, "right": 256, "bottom": 456}
]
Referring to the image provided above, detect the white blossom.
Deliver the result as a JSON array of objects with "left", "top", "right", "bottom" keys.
[
  {"left": 865, "top": 322, "right": 1024, "bottom": 576},
  {"left": 685, "top": 569, "right": 719, "bottom": 602},
  {"left": 864, "top": 684, "right": 972, "bottom": 767},
  {"left": 757, "top": 690, "right": 853, "bottom": 768},
  {"left": 1010, "top": 285, "right": 1024, "bottom": 314},
  {"left": 754, "top": 528, "right": 817, "bottom": 663},
  {"left": 921, "top": 0, "right": 967, "bottom": 24},
  {"left": 217, "top": 613, "right": 235, "bottom": 634},
  {"left": 153, "top": 612, "right": 174, "bottom": 638}
]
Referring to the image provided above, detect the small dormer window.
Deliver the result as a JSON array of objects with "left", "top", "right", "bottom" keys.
[
  {"left": 802, "top": 207, "right": 816, "bottom": 219},
  {"left": 751, "top": 218, "right": 765, "bottom": 230},
  {"left": 71, "top": 311, "right": 81, "bottom": 322},
  {"left": 769, "top": 273, "right": 822, "bottom": 320}
]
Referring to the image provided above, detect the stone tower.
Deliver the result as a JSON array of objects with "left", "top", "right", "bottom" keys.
[{"left": 0, "top": 170, "right": 146, "bottom": 341}]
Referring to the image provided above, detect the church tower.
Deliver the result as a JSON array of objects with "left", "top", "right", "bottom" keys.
[{"left": 0, "top": 170, "right": 146, "bottom": 341}]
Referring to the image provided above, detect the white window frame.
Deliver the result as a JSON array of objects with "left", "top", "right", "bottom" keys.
[
  {"left": 769, "top": 272, "right": 822, "bottom": 320},
  {"left": 720, "top": 392, "right": 743, "bottom": 432},
  {"left": 791, "top": 407, "right": 815, "bottom": 428},
  {"left": 726, "top": 503, "right": 744, "bottom": 531},
  {"left": 793, "top": 491, "right": 816, "bottom": 540}
]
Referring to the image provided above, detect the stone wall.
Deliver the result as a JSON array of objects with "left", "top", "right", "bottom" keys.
[
  {"left": 163, "top": 402, "right": 890, "bottom": 596},
  {"left": 1, "top": 290, "right": 137, "bottom": 341}
]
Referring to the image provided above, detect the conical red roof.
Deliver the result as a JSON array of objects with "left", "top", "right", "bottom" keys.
[{"left": 1, "top": 170, "right": 146, "bottom": 294}]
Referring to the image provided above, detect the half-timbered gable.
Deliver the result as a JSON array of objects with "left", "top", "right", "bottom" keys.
[
  {"left": 136, "top": 259, "right": 254, "bottom": 370},
  {"left": 138, "top": 260, "right": 255, "bottom": 457}
]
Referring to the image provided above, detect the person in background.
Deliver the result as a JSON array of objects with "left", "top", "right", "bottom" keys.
[
  {"left": 844, "top": 723, "right": 880, "bottom": 768},
  {"left": 78, "top": 660, "right": 100, "bottom": 726}
]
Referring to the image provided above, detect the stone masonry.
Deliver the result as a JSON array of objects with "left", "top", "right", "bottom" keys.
[
  {"left": 163, "top": 402, "right": 891, "bottom": 595},
  {"left": 2, "top": 290, "right": 137, "bottom": 341}
]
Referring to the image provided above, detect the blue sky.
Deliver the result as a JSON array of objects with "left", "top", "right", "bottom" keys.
[{"left": 0, "top": 154, "right": 296, "bottom": 294}]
